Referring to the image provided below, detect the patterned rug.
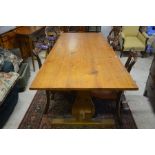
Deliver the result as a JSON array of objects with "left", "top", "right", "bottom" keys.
[{"left": 19, "top": 91, "right": 137, "bottom": 129}]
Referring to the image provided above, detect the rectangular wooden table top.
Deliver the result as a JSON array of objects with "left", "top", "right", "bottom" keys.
[{"left": 30, "top": 33, "right": 138, "bottom": 90}]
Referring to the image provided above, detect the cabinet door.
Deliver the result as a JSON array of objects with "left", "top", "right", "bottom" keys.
[
  {"left": 87, "top": 26, "right": 101, "bottom": 32},
  {"left": 16, "top": 35, "right": 32, "bottom": 58},
  {"left": 0, "top": 31, "right": 17, "bottom": 49}
]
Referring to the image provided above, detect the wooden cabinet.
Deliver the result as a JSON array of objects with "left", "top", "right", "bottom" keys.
[
  {"left": 15, "top": 26, "right": 45, "bottom": 58},
  {"left": 87, "top": 26, "right": 101, "bottom": 32},
  {"left": 61, "top": 26, "right": 101, "bottom": 32},
  {"left": 0, "top": 29, "right": 18, "bottom": 49},
  {"left": 15, "top": 34, "right": 32, "bottom": 58},
  {"left": 144, "top": 55, "right": 155, "bottom": 111},
  {"left": 0, "top": 26, "right": 45, "bottom": 58}
]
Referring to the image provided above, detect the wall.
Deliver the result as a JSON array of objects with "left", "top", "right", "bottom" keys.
[
  {"left": 0, "top": 26, "right": 16, "bottom": 35},
  {"left": 101, "top": 26, "right": 112, "bottom": 38}
]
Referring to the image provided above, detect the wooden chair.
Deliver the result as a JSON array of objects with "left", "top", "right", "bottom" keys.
[
  {"left": 33, "top": 47, "right": 67, "bottom": 114},
  {"left": 119, "top": 26, "right": 149, "bottom": 57},
  {"left": 45, "top": 26, "right": 61, "bottom": 49},
  {"left": 125, "top": 50, "right": 138, "bottom": 73},
  {"left": 32, "top": 27, "right": 61, "bottom": 66},
  {"left": 91, "top": 51, "right": 137, "bottom": 123},
  {"left": 107, "top": 26, "right": 122, "bottom": 51},
  {"left": 32, "top": 27, "right": 61, "bottom": 59},
  {"left": 32, "top": 48, "right": 54, "bottom": 113},
  {"left": 33, "top": 38, "right": 50, "bottom": 57}
]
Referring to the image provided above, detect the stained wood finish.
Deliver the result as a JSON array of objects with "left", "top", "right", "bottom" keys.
[
  {"left": 49, "top": 118, "right": 115, "bottom": 128},
  {"left": 30, "top": 33, "right": 138, "bottom": 127},
  {"left": 72, "top": 91, "right": 95, "bottom": 120},
  {"left": 15, "top": 26, "right": 45, "bottom": 58},
  {"left": 30, "top": 33, "right": 138, "bottom": 91},
  {"left": 61, "top": 26, "right": 101, "bottom": 32},
  {"left": 0, "top": 30, "right": 18, "bottom": 49},
  {"left": 15, "top": 26, "right": 44, "bottom": 36},
  {"left": 0, "top": 26, "right": 44, "bottom": 53}
]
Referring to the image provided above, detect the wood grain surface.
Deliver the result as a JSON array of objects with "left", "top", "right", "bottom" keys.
[
  {"left": 30, "top": 33, "right": 138, "bottom": 90},
  {"left": 15, "top": 26, "right": 44, "bottom": 36}
]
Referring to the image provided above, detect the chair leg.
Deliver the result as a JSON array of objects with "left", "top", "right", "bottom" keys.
[
  {"left": 51, "top": 91, "right": 55, "bottom": 100},
  {"left": 44, "top": 90, "right": 51, "bottom": 114},
  {"left": 116, "top": 100, "right": 121, "bottom": 121},
  {"left": 46, "top": 47, "right": 50, "bottom": 57},
  {"left": 31, "top": 52, "right": 35, "bottom": 71},
  {"left": 141, "top": 51, "right": 147, "bottom": 58},
  {"left": 121, "top": 93, "right": 126, "bottom": 107},
  {"left": 116, "top": 92, "right": 123, "bottom": 127},
  {"left": 120, "top": 51, "right": 123, "bottom": 57}
]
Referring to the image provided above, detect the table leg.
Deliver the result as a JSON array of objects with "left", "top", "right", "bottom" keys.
[
  {"left": 49, "top": 90, "right": 115, "bottom": 128},
  {"left": 72, "top": 91, "right": 95, "bottom": 121}
]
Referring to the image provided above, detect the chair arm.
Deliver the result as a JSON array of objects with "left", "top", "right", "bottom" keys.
[
  {"left": 137, "top": 32, "right": 149, "bottom": 45},
  {"left": 142, "top": 32, "right": 149, "bottom": 39},
  {"left": 120, "top": 32, "right": 125, "bottom": 39}
]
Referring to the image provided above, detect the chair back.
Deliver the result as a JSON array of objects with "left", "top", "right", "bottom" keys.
[
  {"left": 125, "top": 51, "right": 137, "bottom": 73},
  {"left": 45, "top": 26, "right": 59, "bottom": 37},
  {"left": 122, "top": 26, "right": 139, "bottom": 36},
  {"left": 107, "top": 26, "right": 122, "bottom": 50}
]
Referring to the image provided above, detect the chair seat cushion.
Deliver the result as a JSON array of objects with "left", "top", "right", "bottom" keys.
[
  {"left": 124, "top": 37, "right": 145, "bottom": 51},
  {"left": 91, "top": 90, "right": 118, "bottom": 100},
  {"left": 47, "top": 36, "right": 57, "bottom": 41},
  {"left": 35, "top": 42, "right": 49, "bottom": 50}
]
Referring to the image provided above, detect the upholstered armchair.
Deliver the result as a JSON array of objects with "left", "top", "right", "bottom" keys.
[{"left": 119, "top": 26, "right": 149, "bottom": 57}]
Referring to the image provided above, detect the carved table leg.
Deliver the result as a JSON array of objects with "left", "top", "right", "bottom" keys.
[
  {"left": 72, "top": 91, "right": 95, "bottom": 121},
  {"left": 49, "top": 90, "right": 115, "bottom": 128}
]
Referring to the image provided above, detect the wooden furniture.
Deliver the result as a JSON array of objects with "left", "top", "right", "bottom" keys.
[
  {"left": 107, "top": 26, "right": 122, "bottom": 51},
  {"left": 30, "top": 33, "right": 138, "bottom": 127},
  {"left": 144, "top": 54, "right": 155, "bottom": 111},
  {"left": 0, "top": 27, "right": 45, "bottom": 71},
  {"left": 0, "top": 28, "right": 18, "bottom": 49},
  {"left": 15, "top": 26, "right": 45, "bottom": 71},
  {"left": 119, "top": 26, "right": 149, "bottom": 57},
  {"left": 44, "top": 26, "right": 60, "bottom": 54},
  {"left": 87, "top": 26, "right": 101, "bottom": 32},
  {"left": 61, "top": 26, "right": 101, "bottom": 32},
  {"left": 91, "top": 51, "right": 138, "bottom": 121},
  {"left": 32, "top": 49, "right": 42, "bottom": 69}
]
